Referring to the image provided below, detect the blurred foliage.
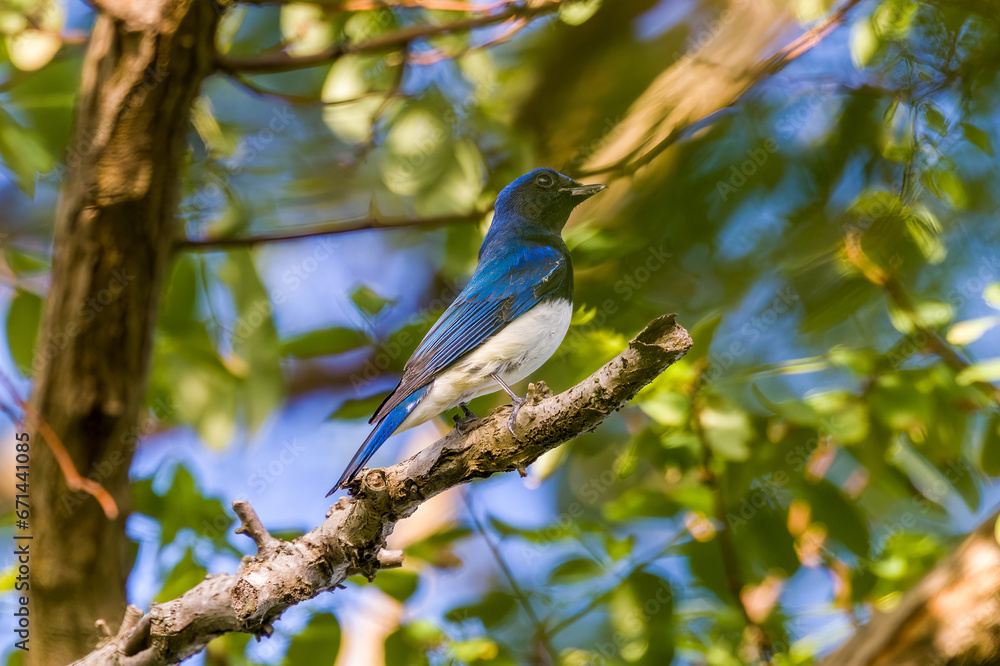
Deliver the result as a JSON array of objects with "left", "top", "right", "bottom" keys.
[{"left": 3, "top": 0, "right": 1000, "bottom": 663}]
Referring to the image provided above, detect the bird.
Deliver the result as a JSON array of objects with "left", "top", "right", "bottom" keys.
[{"left": 328, "top": 168, "right": 606, "bottom": 496}]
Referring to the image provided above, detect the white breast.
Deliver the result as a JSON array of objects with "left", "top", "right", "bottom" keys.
[{"left": 399, "top": 298, "right": 573, "bottom": 432}]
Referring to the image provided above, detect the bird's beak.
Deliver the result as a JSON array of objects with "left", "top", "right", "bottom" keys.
[{"left": 560, "top": 183, "right": 607, "bottom": 198}]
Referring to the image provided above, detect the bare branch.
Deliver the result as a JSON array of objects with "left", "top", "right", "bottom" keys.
[
  {"left": 73, "top": 314, "right": 693, "bottom": 665},
  {"left": 240, "top": 0, "right": 509, "bottom": 9},
  {"left": 72, "top": 606, "right": 145, "bottom": 665},
  {"left": 175, "top": 210, "right": 488, "bottom": 251},
  {"left": 377, "top": 549, "right": 405, "bottom": 568},
  {"left": 233, "top": 501, "right": 280, "bottom": 552},
  {"left": 215, "top": 0, "right": 564, "bottom": 74}
]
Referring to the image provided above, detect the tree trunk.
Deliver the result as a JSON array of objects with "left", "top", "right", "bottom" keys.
[{"left": 27, "top": 2, "right": 217, "bottom": 663}]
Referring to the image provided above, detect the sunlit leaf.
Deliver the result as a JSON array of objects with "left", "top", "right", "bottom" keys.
[
  {"left": 850, "top": 20, "right": 879, "bottom": 68},
  {"left": 560, "top": 0, "right": 602, "bottom": 25},
  {"left": 946, "top": 317, "right": 1000, "bottom": 346},
  {"left": 957, "top": 359, "right": 1000, "bottom": 386}
]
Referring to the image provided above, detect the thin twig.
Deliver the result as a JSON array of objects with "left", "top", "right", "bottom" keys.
[
  {"left": 215, "top": 0, "right": 565, "bottom": 73},
  {"left": 462, "top": 488, "right": 556, "bottom": 665},
  {"left": 175, "top": 209, "right": 487, "bottom": 251},
  {"left": 0, "top": 369, "right": 120, "bottom": 520},
  {"left": 242, "top": 0, "right": 509, "bottom": 10},
  {"left": 233, "top": 500, "right": 280, "bottom": 552},
  {"left": 229, "top": 73, "right": 407, "bottom": 106},
  {"left": 546, "top": 530, "right": 686, "bottom": 637},
  {"left": 843, "top": 230, "right": 1000, "bottom": 406},
  {"left": 690, "top": 367, "right": 772, "bottom": 663},
  {"left": 409, "top": 16, "right": 527, "bottom": 65}
]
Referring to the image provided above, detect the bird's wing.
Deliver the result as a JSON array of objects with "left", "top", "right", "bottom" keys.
[{"left": 370, "top": 245, "right": 570, "bottom": 424}]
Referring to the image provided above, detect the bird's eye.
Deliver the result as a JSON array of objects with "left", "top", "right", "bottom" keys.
[{"left": 535, "top": 173, "right": 554, "bottom": 188}]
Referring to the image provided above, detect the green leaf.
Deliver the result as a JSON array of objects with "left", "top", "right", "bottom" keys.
[
  {"left": 961, "top": 123, "right": 993, "bottom": 155},
  {"left": 370, "top": 568, "right": 419, "bottom": 602},
  {"left": 451, "top": 637, "right": 501, "bottom": 662},
  {"left": 922, "top": 169, "right": 967, "bottom": 209},
  {"left": 802, "top": 482, "right": 870, "bottom": 556},
  {"left": 606, "top": 533, "right": 636, "bottom": 560},
  {"left": 221, "top": 250, "right": 283, "bottom": 433},
  {"left": 384, "top": 622, "right": 439, "bottom": 666},
  {"left": 351, "top": 284, "right": 393, "bottom": 317},
  {"left": 159, "top": 255, "right": 198, "bottom": 334},
  {"left": 280, "top": 326, "right": 368, "bottom": 358},
  {"left": 923, "top": 104, "right": 947, "bottom": 134},
  {"left": 700, "top": 403, "right": 753, "bottom": 461},
  {"left": 547, "top": 557, "right": 602, "bottom": 585},
  {"left": 882, "top": 98, "right": 899, "bottom": 127},
  {"left": 6, "top": 289, "right": 42, "bottom": 376},
  {"left": 445, "top": 591, "right": 517, "bottom": 628},
  {"left": 282, "top": 613, "right": 341, "bottom": 665},
  {"left": 0, "top": 106, "right": 55, "bottom": 197},
  {"left": 3, "top": 247, "right": 48, "bottom": 275},
  {"left": 604, "top": 487, "right": 681, "bottom": 521}
]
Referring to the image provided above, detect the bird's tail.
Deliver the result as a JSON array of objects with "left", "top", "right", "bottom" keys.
[{"left": 327, "top": 385, "right": 430, "bottom": 496}]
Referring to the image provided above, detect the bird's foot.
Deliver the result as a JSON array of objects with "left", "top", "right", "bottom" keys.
[
  {"left": 453, "top": 403, "right": 479, "bottom": 434},
  {"left": 506, "top": 394, "right": 525, "bottom": 438}
]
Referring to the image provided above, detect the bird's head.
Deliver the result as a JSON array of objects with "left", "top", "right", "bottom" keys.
[{"left": 493, "top": 167, "right": 606, "bottom": 232}]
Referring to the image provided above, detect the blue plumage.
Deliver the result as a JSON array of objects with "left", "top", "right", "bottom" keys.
[{"left": 329, "top": 168, "right": 605, "bottom": 495}]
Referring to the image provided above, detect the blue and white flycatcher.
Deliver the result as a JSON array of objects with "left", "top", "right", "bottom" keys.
[{"left": 329, "top": 168, "right": 606, "bottom": 495}]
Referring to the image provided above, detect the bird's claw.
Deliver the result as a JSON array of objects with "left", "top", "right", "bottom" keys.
[
  {"left": 453, "top": 403, "right": 479, "bottom": 434},
  {"left": 453, "top": 414, "right": 478, "bottom": 434},
  {"left": 507, "top": 395, "right": 525, "bottom": 438}
]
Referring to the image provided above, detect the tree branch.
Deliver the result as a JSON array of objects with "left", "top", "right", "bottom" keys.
[
  {"left": 215, "top": 0, "right": 564, "bottom": 74},
  {"left": 822, "top": 511, "right": 1000, "bottom": 665},
  {"left": 72, "top": 314, "right": 692, "bottom": 665},
  {"left": 175, "top": 210, "right": 487, "bottom": 251}
]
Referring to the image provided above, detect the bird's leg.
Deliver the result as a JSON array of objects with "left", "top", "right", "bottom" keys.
[
  {"left": 453, "top": 402, "right": 479, "bottom": 434},
  {"left": 491, "top": 372, "right": 525, "bottom": 437}
]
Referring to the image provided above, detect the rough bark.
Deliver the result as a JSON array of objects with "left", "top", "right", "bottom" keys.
[
  {"left": 70, "top": 314, "right": 693, "bottom": 665},
  {"left": 822, "top": 513, "right": 1000, "bottom": 666},
  {"left": 27, "top": 2, "right": 217, "bottom": 663}
]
